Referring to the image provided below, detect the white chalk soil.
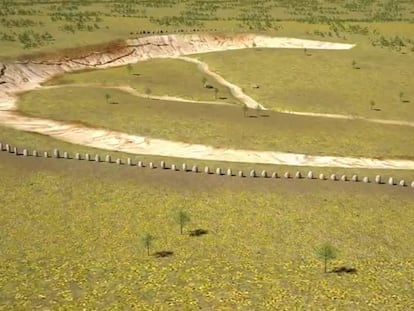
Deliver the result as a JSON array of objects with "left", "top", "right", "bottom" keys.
[{"left": 1, "top": 33, "right": 413, "bottom": 170}]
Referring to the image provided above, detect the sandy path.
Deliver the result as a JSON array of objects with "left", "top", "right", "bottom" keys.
[
  {"left": 172, "top": 56, "right": 267, "bottom": 110},
  {"left": 41, "top": 84, "right": 235, "bottom": 106},
  {"left": 276, "top": 110, "right": 414, "bottom": 128},
  {"left": 1, "top": 34, "right": 413, "bottom": 170},
  {"left": 1, "top": 109, "right": 414, "bottom": 169}
]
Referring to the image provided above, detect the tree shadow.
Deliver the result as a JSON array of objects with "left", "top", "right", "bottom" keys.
[
  {"left": 132, "top": 73, "right": 141, "bottom": 76},
  {"left": 372, "top": 108, "right": 381, "bottom": 111},
  {"left": 189, "top": 229, "right": 208, "bottom": 237},
  {"left": 153, "top": 251, "right": 174, "bottom": 258},
  {"left": 331, "top": 266, "right": 357, "bottom": 275},
  {"left": 402, "top": 99, "right": 410, "bottom": 103},
  {"left": 109, "top": 102, "right": 119, "bottom": 105},
  {"left": 248, "top": 115, "right": 258, "bottom": 118}
]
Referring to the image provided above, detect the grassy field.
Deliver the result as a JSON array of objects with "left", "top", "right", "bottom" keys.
[
  {"left": 0, "top": 151, "right": 413, "bottom": 309},
  {"left": 43, "top": 58, "right": 236, "bottom": 103},
  {"left": 1, "top": 0, "right": 414, "bottom": 60},
  {"left": 194, "top": 30, "right": 414, "bottom": 121},
  {"left": 17, "top": 86, "right": 414, "bottom": 160}
]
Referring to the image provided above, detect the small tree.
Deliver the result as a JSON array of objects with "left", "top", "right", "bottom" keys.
[
  {"left": 202, "top": 77, "right": 207, "bottom": 86},
  {"left": 174, "top": 210, "right": 190, "bottom": 235},
  {"left": 315, "top": 243, "right": 337, "bottom": 273},
  {"left": 399, "top": 92, "right": 404, "bottom": 102},
  {"left": 214, "top": 87, "right": 219, "bottom": 99},
  {"left": 145, "top": 87, "right": 152, "bottom": 96},
  {"left": 140, "top": 233, "right": 155, "bottom": 256},
  {"left": 127, "top": 63, "right": 133, "bottom": 75},
  {"left": 255, "top": 105, "right": 262, "bottom": 116},
  {"left": 242, "top": 103, "right": 248, "bottom": 117},
  {"left": 352, "top": 60, "right": 356, "bottom": 68},
  {"left": 370, "top": 100, "right": 375, "bottom": 110},
  {"left": 105, "top": 93, "right": 111, "bottom": 104}
]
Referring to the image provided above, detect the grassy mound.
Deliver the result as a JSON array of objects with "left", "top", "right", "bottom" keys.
[
  {"left": 195, "top": 33, "right": 414, "bottom": 121},
  {"left": 44, "top": 58, "right": 236, "bottom": 103},
  {"left": 17, "top": 86, "right": 414, "bottom": 159}
]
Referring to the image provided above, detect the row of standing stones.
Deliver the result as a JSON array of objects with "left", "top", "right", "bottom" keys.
[{"left": 1, "top": 143, "right": 413, "bottom": 188}]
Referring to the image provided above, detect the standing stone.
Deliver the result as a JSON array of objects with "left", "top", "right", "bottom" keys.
[
  {"left": 192, "top": 165, "right": 198, "bottom": 173},
  {"left": 171, "top": 164, "right": 177, "bottom": 171},
  {"left": 411, "top": 181, "right": 414, "bottom": 188},
  {"left": 261, "top": 170, "right": 267, "bottom": 178},
  {"left": 75, "top": 153, "right": 81, "bottom": 160},
  {"left": 160, "top": 161, "right": 166, "bottom": 169},
  {"left": 95, "top": 155, "right": 100, "bottom": 162},
  {"left": 363, "top": 176, "right": 369, "bottom": 183},
  {"left": 352, "top": 175, "right": 358, "bottom": 182},
  {"left": 399, "top": 180, "right": 406, "bottom": 187},
  {"left": 5, "top": 144, "right": 11, "bottom": 152},
  {"left": 307, "top": 171, "right": 313, "bottom": 179},
  {"left": 85, "top": 154, "right": 90, "bottom": 161},
  {"left": 149, "top": 162, "right": 155, "bottom": 169},
  {"left": 127, "top": 158, "right": 132, "bottom": 166},
  {"left": 116, "top": 158, "right": 122, "bottom": 165},
  {"left": 204, "top": 166, "right": 210, "bottom": 174},
  {"left": 226, "top": 168, "right": 232, "bottom": 176},
  {"left": 182, "top": 163, "right": 187, "bottom": 172},
  {"left": 284, "top": 172, "right": 290, "bottom": 179},
  {"left": 43, "top": 151, "right": 48, "bottom": 158},
  {"left": 388, "top": 177, "right": 394, "bottom": 185},
  {"left": 63, "top": 152, "right": 69, "bottom": 159},
  {"left": 330, "top": 174, "right": 337, "bottom": 181},
  {"left": 138, "top": 161, "right": 144, "bottom": 167},
  {"left": 375, "top": 175, "right": 382, "bottom": 184},
  {"left": 53, "top": 149, "right": 60, "bottom": 158},
  {"left": 13, "top": 147, "right": 18, "bottom": 155},
  {"left": 319, "top": 173, "right": 325, "bottom": 180},
  {"left": 23, "top": 149, "right": 28, "bottom": 156},
  {"left": 340, "top": 175, "right": 347, "bottom": 182},
  {"left": 271, "top": 172, "right": 278, "bottom": 178},
  {"left": 106, "top": 155, "right": 112, "bottom": 163},
  {"left": 216, "top": 168, "right": 222, "bottom": 175},
  {"left": 250, "top": 170, "right": 256, "bottom": 177},
  {"left": 0, "top": 142, "right": 2, "bottom": 151},
  {"left": 238, "top": 171, "right": 244, "bottom": 177},
  {"left": 295, "top": 171, "right": 302, "bottom": 179},
  {"left": 32, "top": 150, "right": 38, "bottom": 157}
]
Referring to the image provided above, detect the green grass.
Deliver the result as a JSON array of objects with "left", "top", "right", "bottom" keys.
[
  {"left": 0, "top": 152, "right": 413, "bottom": 309},
  {"left": 17, "top": 86, "right": 414, "bottom": 160},
  {"left": 43, "top": 58, "right": 236, "bottom": 103},
  {"left": 194, "top": 29, "right": 414, "bottom": 122}
]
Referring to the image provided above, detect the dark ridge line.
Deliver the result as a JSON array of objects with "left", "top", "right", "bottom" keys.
[
  {"left": 0, "top": 64, "right": 6, "bottom": 84},
  {"left": 68, "top": 48, "right": 136, "bottom": 67}
]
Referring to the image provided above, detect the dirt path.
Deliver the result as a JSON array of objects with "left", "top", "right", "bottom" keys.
[
  {"left": 1, "top": 34, "right": 413, "bottom": 170},
  {"left": 41, "top": 84, "right": 236, "bottom": 106},
  {"left": 172, "top": 56, "right": 267, "bottom": 110},
  {"left": 276, "top": 110, "right": 414, "bottom": 128},
  {"left": 1, "top": 109, "right": 414, "bottom": 169}
]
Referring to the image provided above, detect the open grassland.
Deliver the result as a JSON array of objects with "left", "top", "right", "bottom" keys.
[
  {"left": 1, "top": 0, "right": 414, "bottom": 60},
  {"left": 43, "top": 58, "right": 236, "bottom": 103},
  {"left": 0, "top": 152, "right": 413, "bottom": 309},
  {"left": 17, "top": 87, "right": 414, "bottom": 160},
  {"left": 1, "top": 125, "right": 413, "bottom": 183},
  {"left": 195, "top": 31, "right": 414, "bottom": 121}
]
